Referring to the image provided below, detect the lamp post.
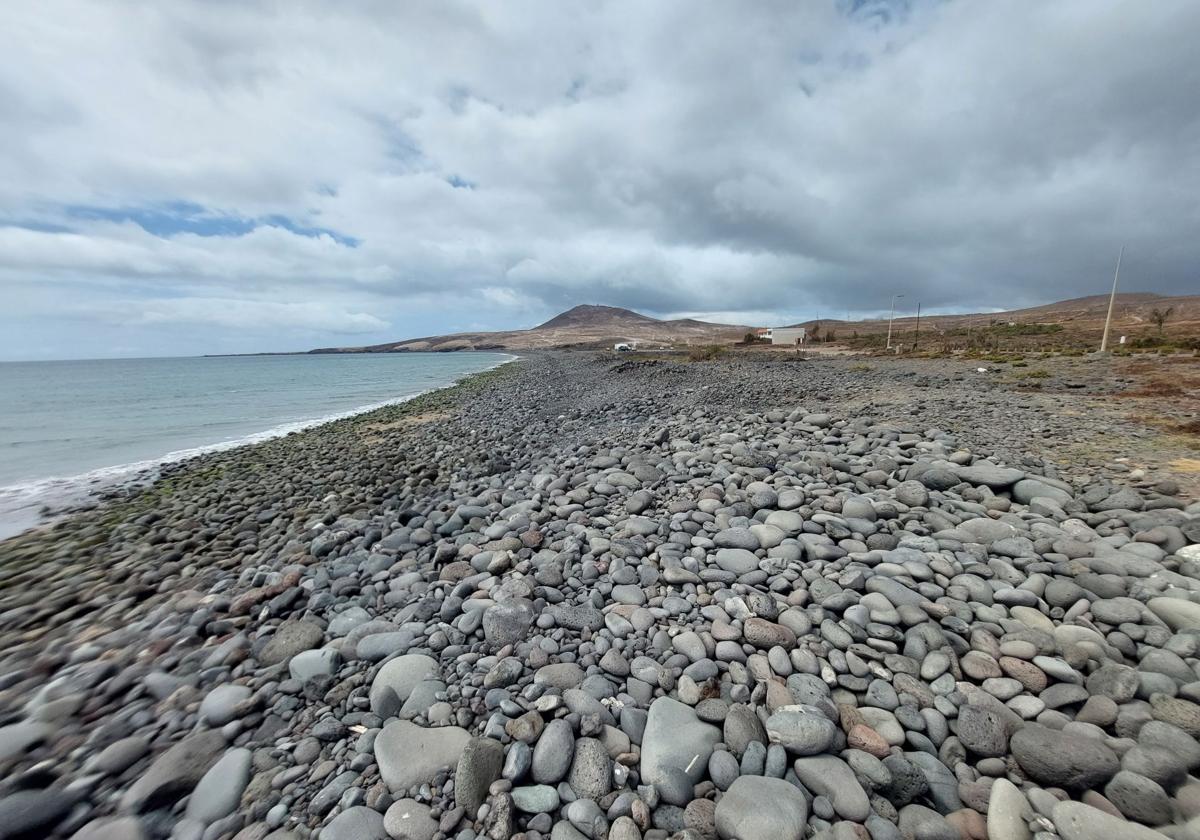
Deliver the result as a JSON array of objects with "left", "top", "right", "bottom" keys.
[
  {"left": 1100, "top": 245, "right": 1125, "bottom": 352},
  {"left": 886, "top": 294, "right": 904, "bottom": 351}
]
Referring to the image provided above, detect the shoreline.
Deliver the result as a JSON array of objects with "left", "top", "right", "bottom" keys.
[
  {"left": 0, "top": 352, "right": 519, "bottom": 543},
  {"left": 1, "top": 351, "right": 1199, "bottom": 840}
]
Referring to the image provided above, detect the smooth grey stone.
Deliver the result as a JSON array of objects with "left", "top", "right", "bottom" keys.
[
  {"left": 320, "top": 805, "right": 387, "bottom": 840},
  {"left": 1010, "top": 725, "right": 1119, "bottom": 790},
  {"left": 383, "top": 798, "right": 437, "bottom": 840},
  {"left": 640, "top": 697, "right": 720, "bottom": 787},
  {"left": 184, "top": 747, "right": 251, "bottom": 823},
  {"left": 368, "top": 654, "right": 440, "bottom": 718},
  {"left": 85, "top": 735, "right": 150, "bottom": 775},
  {"left": 708, "top": 750, "right": 740, "bottom": 790},
  {"left": 374, "top": 720, "right": 470, "bottom": 791},
  {"left": 1104, "top": 770, "right": 1173, "bottom": 825},
  {"left": 1052, "top": 800, "right": 1169, "bottom": 840},
  {"left": 714, "top": 776, "right": 808, "bottom": 840},
  {"left": 765, "top": 705, "right": 837, "bottom": 755},
  {"left": 120, "top": 730, "right": 227, "bottom": 813},
  {"left": 791, "top": 756, "right": 870, "bottom": 821},
  {"left": 511, "top": 784, "right": 560, "bottom": 813},
  {"left": 197, "top": 684, "right": 251, "bottom": 727},
  {"left": 0, "top": 788, "right": 78, "bottom": 839},
  {"left": 288, "top": 648, "right": 341, "bottom": 682},
  {"left": 533, "top": 719, "right": 576, "bottom": 785},
  {"left": 69, "top": 817, "right": 148, "bottom": 840}
]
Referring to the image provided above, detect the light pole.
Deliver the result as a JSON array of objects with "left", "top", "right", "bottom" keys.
[
  {"left": 886, "top": 294, "right": 904, "bottom": 351},
  {"left": 1100, "top": 245, "right": 1125, "bottom": 352}
]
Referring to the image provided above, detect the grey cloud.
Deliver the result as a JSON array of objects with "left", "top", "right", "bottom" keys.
[{"left": 1, "top": 0, "right": 1198, "bottom": 358}]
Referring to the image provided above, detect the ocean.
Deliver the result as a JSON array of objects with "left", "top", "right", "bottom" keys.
[{"left": 0, "top": 352, "right": 513, "bottom": 539}]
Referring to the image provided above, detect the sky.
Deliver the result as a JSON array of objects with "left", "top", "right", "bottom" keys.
[{"left": 2, "top": 1, "right": 1198, "bottom": 360}]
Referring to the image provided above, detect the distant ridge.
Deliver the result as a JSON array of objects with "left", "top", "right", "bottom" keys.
[
  {"left": 780, "top": 292, "right": 1200, "bottom": 333},
  {"left": 312, "top": 292, "right": 1200, "bottom": 353}
]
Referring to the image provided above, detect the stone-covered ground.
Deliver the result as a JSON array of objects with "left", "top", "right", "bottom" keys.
[{"left": 1, "top": 351, "right": 1200, "bottom": 840}]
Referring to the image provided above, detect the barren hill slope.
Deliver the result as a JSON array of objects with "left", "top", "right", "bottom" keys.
[
  {"left": 312, "top": 304, "right": 752, "bottom": 353},
  {"left": 786, "top": 292, "right": 1200, "bottom": 336},
  {"left": 314, "top": 293, "right": 1200, "bottom": 354}
]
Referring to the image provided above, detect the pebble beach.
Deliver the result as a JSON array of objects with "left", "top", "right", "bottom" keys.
[{"left": 2, "top": 351, "right": 1200, "bottom": 840}]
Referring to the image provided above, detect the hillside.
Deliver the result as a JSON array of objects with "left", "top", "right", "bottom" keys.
[
  {"left": 534, "top": 304, "right": 658, "bottom": 330},
  {"left": 787, "top": 293, "right": 1200, "bottom": 337},
  {"left": 313, "top": 293, "right": 1200, "bottom": 355},
  {"left": 312, "top": 305, "right": 753, "bottom": 353}
]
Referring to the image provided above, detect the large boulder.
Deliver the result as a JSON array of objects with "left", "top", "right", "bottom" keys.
[
  {"left": 375, "top": 721, "right": 471, "bottom": 791},
  {"left": 369, "top": 654, "right": 440, "bottom": 718},
  {"left": 1147, "top": 596, "right": 1200, "bottom": 632},
  {"left": 714, "top": 776, "right": 808, "bottom": 840},
  {"left": 1052, "top": 801, "right": 1171, "bottom": 840},
  {"left": 184, "top": 747, "right": 251, "bottom": 823},
  {"left": 1013, "top": 478, "right": 1073, "bottom": 505},
  {"left": 119, "top": 730, "right": 227, "bottom": 813},
  {"left": 1010, "top": 725, "right": 1119, "bottom": 790},
  {"left": 792, "top": 755, "right": 871, "bottom": 821},
  {"left": 640, "top": 697, "right": 721, "bottom": 787},
  {"left": 954, "top": 462, "right": 1024, "bottom": 488}
]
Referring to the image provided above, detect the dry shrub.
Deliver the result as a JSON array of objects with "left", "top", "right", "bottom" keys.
[{"left": 1119, "top": 379, "right": 1187, "bottom": 398}]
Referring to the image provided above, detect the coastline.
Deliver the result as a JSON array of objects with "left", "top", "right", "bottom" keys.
[
  {"left": 0, "top": 351, "right": 519, "bottom": 542},
  {"left": 2, "top": 351, "right": 1198, "bottom": 840}
]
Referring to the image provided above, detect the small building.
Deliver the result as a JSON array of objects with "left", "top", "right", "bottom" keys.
[
  {"left": 755, "top": 328, "right": 773, "bottom": 340},
  {"left": 770, "top": 327, "right": 807, "bottom": 346}
]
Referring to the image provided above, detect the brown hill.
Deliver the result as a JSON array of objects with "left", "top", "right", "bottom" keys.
[
  {"left": 313, "top": 304, "right": 753, "bottom": 353},
  {"left": 535, "top": 304, "right": 659, "bottom": 330},
  {"left": 787, "top": 293, "right": 1200, "bottom": 336}
]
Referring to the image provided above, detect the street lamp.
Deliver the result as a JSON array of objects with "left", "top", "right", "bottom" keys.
[
  {"left": 886, "top": 294, "right": 904, "bottom": 351},
  {"left": 1100, "top": 245, "right": 1124, "bottom": 352}
]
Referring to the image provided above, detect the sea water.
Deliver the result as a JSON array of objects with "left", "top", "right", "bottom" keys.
[{"left": 0, "top": 352, "right": 513, "bottom": 539}]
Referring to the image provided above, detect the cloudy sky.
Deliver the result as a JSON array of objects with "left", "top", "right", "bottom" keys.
[{"left": 2, "top": 1, "right": 1197, "bottom": 359}]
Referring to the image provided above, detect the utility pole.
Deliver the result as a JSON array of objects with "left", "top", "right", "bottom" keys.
[
  {"left": 914, "top": 301, "right": 922, "bottom": 349},
  {"left": 886, "top": 294, "right": 904, "bottom": 351},
  {"left": 1100, "top": 245, "right": 1125, "bottom": 352}
]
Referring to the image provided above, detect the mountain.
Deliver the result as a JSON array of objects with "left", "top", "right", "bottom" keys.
[
  {"left": 535, "top": 304, "right": 658, "bottom": 330},
  {"left": 312, "top": 305, "right": 753, "bottom": 353}
]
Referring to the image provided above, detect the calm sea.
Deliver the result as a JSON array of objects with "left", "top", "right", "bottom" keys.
[{"left": 0, "top": 352, "right": 513, "bottom": 539}]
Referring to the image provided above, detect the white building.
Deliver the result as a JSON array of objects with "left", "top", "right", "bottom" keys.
[{"left": 770, "top": 327, "right": 807, "bottom": 346}]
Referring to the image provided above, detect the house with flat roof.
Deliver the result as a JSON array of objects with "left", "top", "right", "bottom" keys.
[{"left": 770, "top": 326, "right": 807, "bottom": 346}]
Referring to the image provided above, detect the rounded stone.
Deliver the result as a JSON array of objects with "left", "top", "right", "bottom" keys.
[
  {"left": 714, "top": 776, "right": 808, "bottom": 840},
  {"left": 532, "top": 719, "right": 575, "bottom": 785},
  {"left": 383, "top": 799, "right": 437, "bottom": 840},
  {"left": 1010, "top": 725, "right": 1119, "bottom": 790},
  {"left": 765, "top": 705, "right": 837, "bottom": 755}
]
